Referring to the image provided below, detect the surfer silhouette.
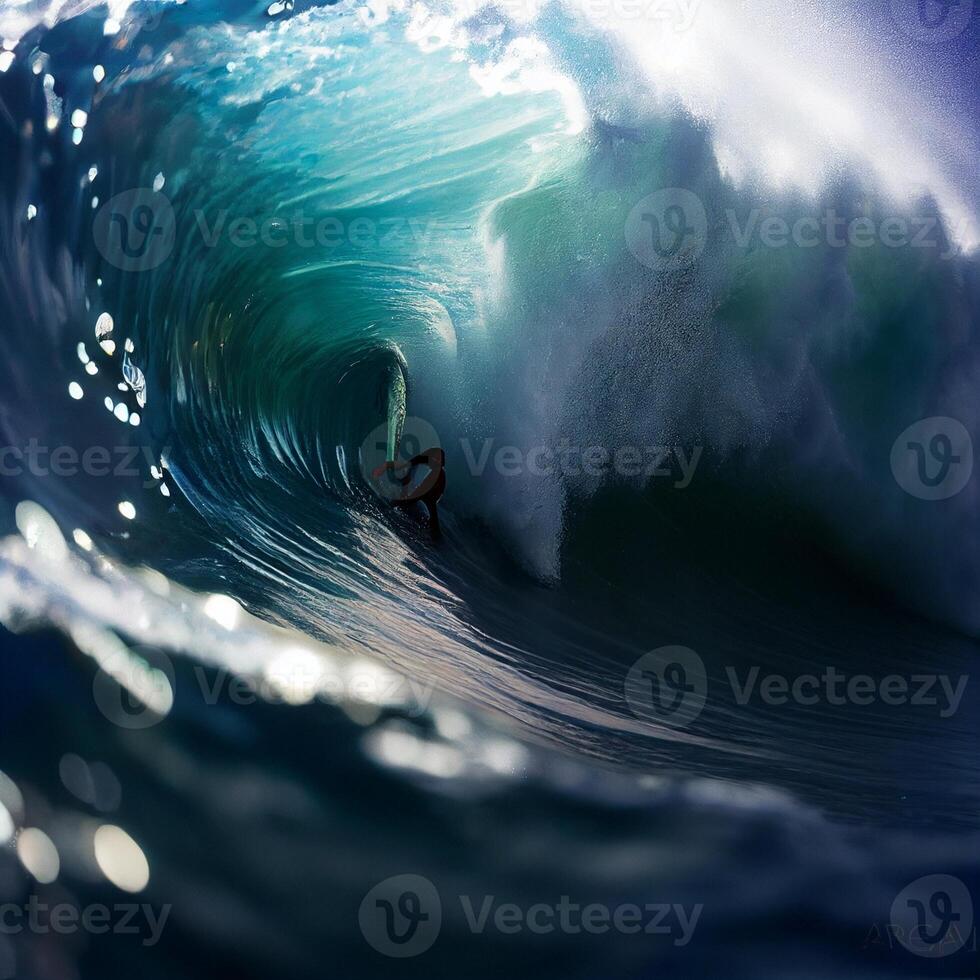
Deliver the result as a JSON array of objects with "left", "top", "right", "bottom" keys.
[{"left": 372, "top": 447, "right": 446, "bottom": 541}]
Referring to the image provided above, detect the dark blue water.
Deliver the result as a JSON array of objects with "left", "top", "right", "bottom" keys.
[{"left": 0, "top": 1, "right": 978, "bottom": 977}]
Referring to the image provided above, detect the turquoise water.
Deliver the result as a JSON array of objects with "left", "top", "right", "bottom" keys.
[{"left": 0, "top": 1, "right": 978, "bottom": 976}]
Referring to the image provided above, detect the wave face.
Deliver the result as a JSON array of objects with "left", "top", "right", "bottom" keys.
[
  {"left": 1, "top": 0, "right": 980, "bottom": 746},
  {"left": 0, "top": 3, "right": 979, "bottom": 976}
]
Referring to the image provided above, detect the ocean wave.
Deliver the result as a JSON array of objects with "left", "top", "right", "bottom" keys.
[{"left": 0, "top": 0, "right": 977, "bottom": 804}]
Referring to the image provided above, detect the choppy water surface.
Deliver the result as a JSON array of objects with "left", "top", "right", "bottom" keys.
[{"left": 0, "top": 1, "right": 977, "bottom": 976}]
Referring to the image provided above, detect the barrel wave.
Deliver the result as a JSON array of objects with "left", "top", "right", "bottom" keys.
[{"left": 0, "top": 8, "right": 977, "bottom": 975}]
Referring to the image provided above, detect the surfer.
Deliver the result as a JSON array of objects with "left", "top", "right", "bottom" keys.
[{"left": 372, "top": 447, "right": 446, "bottom": 540}]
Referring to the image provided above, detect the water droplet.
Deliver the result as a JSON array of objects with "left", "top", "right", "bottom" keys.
[
  {"left": 94, "top": 825, "right": 149, "bottom": 892},
  {"left": 15, "top": 501, "right": 67, "bottom": 561},
  {"left": 95, "top": 311, "right": 113, "bottom": 339},
  {"left": 0, "top": 803, "right": 12, "bottom": 844},
  {"left": 203, "top": 594, "right": 241, "bottom": 630},
  {"left": 122, "top": 353, "right": 146, "bottom": 407},
  {"left": 72, "top": 528, "right": 93, "bottom": 551},
  {"left": 17, "top": 828, "right": 59, "bottom": 884}
]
